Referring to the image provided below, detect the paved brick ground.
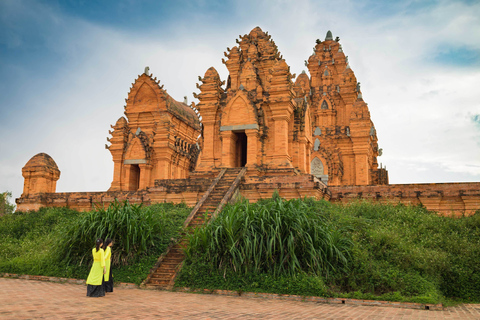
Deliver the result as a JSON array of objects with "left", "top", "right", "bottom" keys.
[{"left": 1, "top": 278, "right": 479, "bottom": 319}]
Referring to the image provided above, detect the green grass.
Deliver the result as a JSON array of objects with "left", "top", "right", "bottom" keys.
[
  {"left": 176, "top": 197, "right": 480, "bottom": 304},
  {"left": 183, "top": 193, "right": 351, "bottom": 277},
  {"left": 1, "top": 197, "right": 479, "bottom": 303},
  {"left": 0, "top": 203, "right": 190, "bottom": 284}
]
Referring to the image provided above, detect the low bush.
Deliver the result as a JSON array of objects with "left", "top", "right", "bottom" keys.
[{"left": 176, "top": 262, "right": 330, "bottom": 297}]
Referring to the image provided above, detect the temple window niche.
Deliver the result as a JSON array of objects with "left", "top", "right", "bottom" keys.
[{"left": 311, "top": 157, "right": 328, "bottom": 184}]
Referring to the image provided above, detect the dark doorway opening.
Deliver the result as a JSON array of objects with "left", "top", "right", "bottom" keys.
[
  {"left": 128, "top": 164, "right": 140, "bottom": 191},
  {"left": 235, "top": 131, "right": 247, "bottom": 167}
]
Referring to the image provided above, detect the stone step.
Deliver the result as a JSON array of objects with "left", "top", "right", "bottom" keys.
[
  {"left": 158, "top": 261, "right": 183, "bottom": 269},
  {"left": 202, "top": 202, "right": 220, "bottom": 206},
  {"left": 161, "top": 254, "right": 184, "bottom": 261},
  {"left": 207, "top": 196, "right": 224, "bottom": 201},
  {"left": 188, "top": 222, "right": 206, "bottom": 226},
  {"left": 156, "top": 261, "right": 182, "bottom": 269},
  {"left": 144, "top": 283, "right": 169, "bottom": 290},
  {"left": 160, "top": 257, "right": 184, "bottom": 263},
  {"left": 150, "top": 272, "right": 175, "bottom": 279},
  {"left": 168, "top": 249, "right": 184, "bottom": 255},
  {"left": 145, "top": 171, "right": 244, "bottom": 287},
  {"left": 155, "top": 266, "right": 178, "bottom": 273},
  {"left": 149, "top": 279, "right": 171, "bottom": 286},
  {"left": 200, "top": 204, "right": 217, "bottom": 208}
]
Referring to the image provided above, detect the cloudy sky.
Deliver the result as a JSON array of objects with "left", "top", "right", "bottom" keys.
[{"left": 1, "top": 0, "right": 479, "bottom": 204}]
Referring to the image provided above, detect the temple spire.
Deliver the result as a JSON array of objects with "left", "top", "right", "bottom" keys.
[{"left": 325, "top": 30, "right": 333, "bottom": 41}]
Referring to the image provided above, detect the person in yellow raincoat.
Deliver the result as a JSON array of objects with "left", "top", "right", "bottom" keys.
[
  {"left": 103, "top": 238, "right": 114, "bottom": 293},
  {"left": 86, "top": 238, "right": 106, "bottom": 297}
]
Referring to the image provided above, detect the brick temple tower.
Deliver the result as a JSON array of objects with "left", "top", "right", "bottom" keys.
[
  {"left": 19, "top": 27, "right": 480, "bottom": 216},
  {"left": 21, "top": 153, "right": 60, "bottom": 196},
  {"left": 107, "top": 68, "right": 201, "bottom": 191},
  {"left": 299, "top": 30, "right": 388, "bottom": 185},
  {"left": 195, "top": 27, "right": 387, "bottom": 185},
  {"left": 195, "top": 27, "right": 312, "bottom": 174}
]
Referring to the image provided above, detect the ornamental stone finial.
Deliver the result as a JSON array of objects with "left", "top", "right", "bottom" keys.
[
  {"left": 144, "top": 66, "right": 150, "bottom": 75},
  {"left": 325, "top": 30, "right": 333, "bottom": 41}
]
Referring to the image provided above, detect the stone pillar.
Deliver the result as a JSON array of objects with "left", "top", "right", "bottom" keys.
[
  {"left": 245, "top": 129, "right": 259, "bottom": 167},
  {"left": 139, "top": 163, "right": 152, "bottom": 189},
  {"left": 196, "top": 120, "right": 216, "bottom": 170},
  {"left": 297, "top": 138, "right": 307, "bottom": 173},
  {"left": 123, "top": 165, "right": 134, "bottom": 191},
  {"left": 352, "top": 142, "right": 370, "bottom": 185},
  {"left": 270, "top": 115, "right": 293, "bottom": 168},
  {"left": 109, "top": 156, "right": 123, "bottom": 191},
  {"left": 221, "top": 131, "right": 237, "bottom": 168}
]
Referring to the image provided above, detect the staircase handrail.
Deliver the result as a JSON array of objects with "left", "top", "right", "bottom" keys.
[
  {"left": 211, "top": 167, "right": 247, "bottom": 220},
  {"left": 141, "top": 168, "right": 226, "bottom": 288},
  {"left": 183, "top": 168, "right": 227, "bottom": 228}
]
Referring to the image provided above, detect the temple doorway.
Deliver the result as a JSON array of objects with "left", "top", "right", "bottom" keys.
[
  {"left": 235, "top": 131, "right": 247, "bottom": 167},
  {"left": 127, "top": 164, "right": 140, "bottom": 191}
]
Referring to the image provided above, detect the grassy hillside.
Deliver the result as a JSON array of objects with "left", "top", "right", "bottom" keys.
[
  {"left": 176, "top": 195, "right": 480, "bottom": 304},
  {"left": 0, "top": 202, "right": 190, "bottom": 284},
  {"left": 1, "top": 196, "right": 479, "bottom": 304}
]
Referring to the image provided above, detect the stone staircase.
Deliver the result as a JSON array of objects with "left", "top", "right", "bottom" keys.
[{"left": 143, "top": 167, "right": 246, "bottom": 289}]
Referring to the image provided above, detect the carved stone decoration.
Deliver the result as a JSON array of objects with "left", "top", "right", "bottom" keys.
[
  {"left": 314, "top": 127, "right": 322, "bottom": 136},
  {"left": 314, "top": 138, "right": 320, "bottom": 151},
  {"left": 311, "top": 157, "right": 329, "bottom": 184}
]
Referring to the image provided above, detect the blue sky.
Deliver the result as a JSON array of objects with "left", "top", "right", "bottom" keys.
[{"left": 1, "top": 0, "right": 479, "bottom": 204}]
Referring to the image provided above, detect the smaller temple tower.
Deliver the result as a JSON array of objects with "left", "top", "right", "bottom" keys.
[
  {"left": 107, "top": 68, "right": 201, "bottom": 191},
  {"left": 21, "top": 153, "right": 60, "bottom": 195}
]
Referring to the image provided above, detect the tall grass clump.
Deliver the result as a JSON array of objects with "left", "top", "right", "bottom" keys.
[
  {"left": 0, "top": 202, "right": 190, "bottom": 284},
  {"left": 184, "top": 192, "right": 352, "bottom": 277},
  {"left": 60, "top": 200, "right": 182, "bottom": 266}
]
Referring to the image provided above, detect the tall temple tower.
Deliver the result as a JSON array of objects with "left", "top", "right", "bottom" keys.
[
  {"left": 195, "top": 27, "right": 312, "bottom": 174},
  {"left": 195, "top": 27, "right": 387, "bottom": 185},
  {"left": 301, "top": 30, "right": 387, "bottom": 185}
]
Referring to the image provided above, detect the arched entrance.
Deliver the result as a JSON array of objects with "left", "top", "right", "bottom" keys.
[{"left": 235, "top": 131, "right": 247, "bottom": 167}]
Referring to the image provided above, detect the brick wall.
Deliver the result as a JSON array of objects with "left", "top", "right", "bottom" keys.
[{"left": 330, "top": 182, "right": 480, "bottom": 216}]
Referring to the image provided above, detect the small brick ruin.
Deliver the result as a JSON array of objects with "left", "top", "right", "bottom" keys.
[{"left": 16, "top": 27, "right": 479, "bottom": 216}]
